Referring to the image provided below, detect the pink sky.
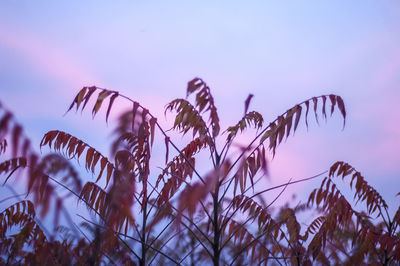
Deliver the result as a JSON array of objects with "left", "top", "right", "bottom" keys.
[{"left": 1, "top": 1, "right": 400, "bottom": 213}]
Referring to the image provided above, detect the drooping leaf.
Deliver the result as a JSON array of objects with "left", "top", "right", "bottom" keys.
[
  {"left": 92, "top": 90, "right": 112, "bottom": 118},
  {"left": 106, "top": 92, "right": 119, "bottom": 123},
  {"left": 336, "top": 96, "right": 346, "bottom": 129},
  {"left": 259, "top": 95, "right": 346, "bottom": 156},
  {"left": 226, "top": 111, "right": 264, "bottom": 142}
]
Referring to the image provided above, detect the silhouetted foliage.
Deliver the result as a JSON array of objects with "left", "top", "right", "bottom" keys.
[{"left": 1, "top": 78, "right": 398, "bottom": 265}]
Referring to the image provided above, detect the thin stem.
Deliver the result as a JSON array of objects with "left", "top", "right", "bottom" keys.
[
  {"left": 146, "top": 181, "right": 213, "bottom": 247},
  {"left": 78, "top": 214, "right": 180, "bottom": 265},
  {"left": 220, "top": 178, "right": 291, "bottom": 251}
]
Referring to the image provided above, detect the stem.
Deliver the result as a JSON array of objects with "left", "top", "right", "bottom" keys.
[
  {"left": 140, "top": 199, "right": 148, "bottom": 266},
  {"left": 212, "top": 190, "right": 220, "bottom": 266},
  {"left": 212, "top": 155, "right": 221, "bottom": 266}
]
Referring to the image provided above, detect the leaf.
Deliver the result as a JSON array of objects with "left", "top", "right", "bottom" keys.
[
  {"left": 1, "top": 157, "right": 28, "bottom": 185},
  {"left": 304, "top": 100, "right": 310, "bottom": 129},
  {"left": 12, "top": 124, "right": 22, "bottom": 157},
  {"left": 328, "top": 161, "right": 387, "bottom": 214},
  {"left": 226, "top": 111, "right": 264, "bottom": 142},
  {"left": 106, "top": 92, "right": 119, "bottom": 123},
  {"left": 81, "top": 86, "right": 97, "bottom": 112},
  {"left": 321, "top": 95, "right": 327, "bottom": 120},
  {"left": 244, "top": 94, "right": 254, "bottom": 115},
  {"left": 92, "top": 90, "right": 112, "bottom": 118},
  {"left": 85, "top": 148, "right": 95, "bottom": 171},
  {"left": 106, "top": 162, "right": 114, "bottom": 188},
  {"left": 312, "top": 97, "right": 319, "bottom": 124},
  {"left": 132, "top": 101, "right": 140, "bottom": 132},
  {"left": 293, "top": 105, "right": 302, "bottom": 132},
  {"left": 80, "top": 182, "right": 110, "bottom": 217},
  {"left": 96, "top": 157, "right": 108, "bottom": 183},
  {"left": 329, "top": 94, "right": 336, "bottom": 116},
  {"left": 41, "top": 130, "right": 114, "bottom": 185},
  {"left": 0, "top": 138, "right": 6, "bottom": 154},
  {"left": 149, "top": 117, "right": 157, "bottom": 147},
  {"left": 165, "top": 98, "right": 208, "bottom": 139},
  {"left": 185, "top": 78, "right": 220, "bottom": 137},
  {"left": 66, "top": 87, "right": 87, "bottom": 113}
]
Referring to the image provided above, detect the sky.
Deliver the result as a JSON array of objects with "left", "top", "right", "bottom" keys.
[{"left": 1, "top": 1, "right": 400, "bottom": 217}]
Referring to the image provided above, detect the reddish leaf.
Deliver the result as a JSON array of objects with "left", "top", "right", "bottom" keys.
[
  {"left": 329, "top": 94, "right": 336, "bottom": 116},
  {"left": 66, "top": 87, "right": 86, "bottom": 113},
  {"left": 304, "top": 100, "right": 310, "bottom": 129},
  {"left": 106, "top": 92, "right": 119, "bottom": 123},
  {"left": 293, "top": 105, "right": 302, "bottom": 132},
  {"left": 321, "top": 95, "right": 327, "bottom": 120},
  {"left": 149, "top": 117, "right": 157, "bottom": 147},
  {"left": 12, "top": 124, "right": 22, "bottom": 157},
  {"left": 85, "top": 148, "right": 95, "bottom": 170},
  {"left": 312, "top": 97, "right": 319, "bottom": 124},
  {"left": 92, "top": 90, "right": 112, "bottom": 118},
  {"left": 132, "top": 101, "right": 140, "bottom": 132},
  {"left": 81, "top": 86, "right": 97, "bottom": 111},
  {"left": 336, "top": 96, "right": 346, "bottom": 128}
]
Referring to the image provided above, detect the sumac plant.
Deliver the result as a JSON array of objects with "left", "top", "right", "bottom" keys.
[{"left": 1, "top": 78, "right": 398, "bottom": 265}]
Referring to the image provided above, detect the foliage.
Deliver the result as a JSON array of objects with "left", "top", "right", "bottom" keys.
[{"left": 0, "top": 78, "right": 398, "bottom": 265}]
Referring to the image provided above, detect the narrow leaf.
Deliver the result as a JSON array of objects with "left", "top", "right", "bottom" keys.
[
  {"left": 244, "top": 94, "right": 254, "bottom": 115},
  {"left": 106, "top": 92, "right": 119, "bottom": 123},
  {"left": 336, "top": 96, "right": 346, "bottom": 129}
]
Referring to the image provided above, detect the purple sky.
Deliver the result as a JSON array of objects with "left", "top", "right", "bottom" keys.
[{"left": 1, "top": 2, "right": 400, "bottom": 213}]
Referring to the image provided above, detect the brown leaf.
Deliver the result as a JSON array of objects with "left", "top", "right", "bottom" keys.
[
  {"left": 92, "top": 90, "right": 112, "bottom": 118},
  {"left": 106, "top": 92, "right": 119, "bottom": 123}
]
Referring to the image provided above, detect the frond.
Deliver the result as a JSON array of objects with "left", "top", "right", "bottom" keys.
[
  {"left": 80, "top": 181, "right": 134, "bottom": 234},
  {"left": 36, "top": 153, "right": 82, "bottom": 194},
  {"left": 233, "top": 145, "right": 267, "bottom": 195},
  {"left": 41, "top": 130, "right": 115, "bottom": 188},
  {"left": 231, "top": 195, "right": 271, "bottom": 229},
  {"left": 260, "top": 94, "right": 346, "bottom": 156},
  {"left": 329, "top": 161, "right": 387, "bottom": 214},
  {"left": 0, "top": 157, "right": 27, "bottom": 183},
  {"left": 177, "top": 170, "right": 218, "bottom": 218},
  {"left": 280, "top": 208, "right": 301, "bottom": 243},
  {"left": 186, "top": 78, "right": 220, "bottom": 137},
  {"left": 80, "top": 182, "right": 110, "bottom": 218},
  {"left": 0, "top": 200, "right": 36, "bottom": 237},
  {"left": 301, "top": 216, "right": 326, "bottom": 241},
  {"left": 66, "top": 86, "right": 119, "bottom": 121},
  {"left": 226, "top": 111, "right": 264, "bottom": 142},
  {"left": 156, "top": 137, "right": 209, "bottom": 205},
  {"left": 0, "top": 138, "right": 6, "bottom": 154},
  {"left": 0, "top": 105, "right": 32, "bottom": 158},
  {"left": 165, "top": 98, "right": 209, "bottom": 139}
]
